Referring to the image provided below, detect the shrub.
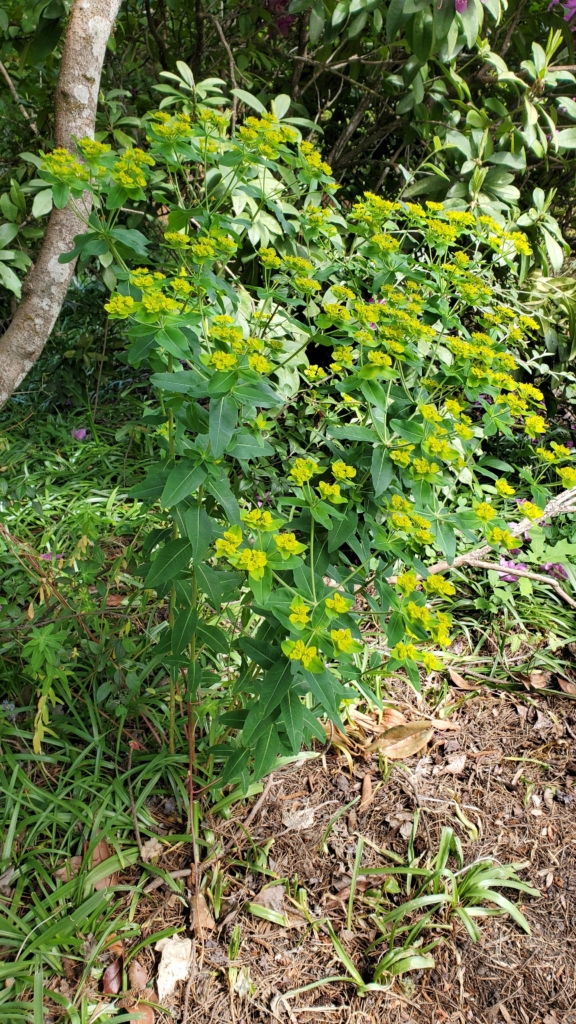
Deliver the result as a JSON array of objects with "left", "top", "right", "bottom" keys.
[{"left": 37, "top": 76, "right": 576, "bottom": 786}]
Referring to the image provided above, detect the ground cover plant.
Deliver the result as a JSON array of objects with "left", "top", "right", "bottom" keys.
[{"left": 2, "top": 55, "right": 576, "bottom": 1024}]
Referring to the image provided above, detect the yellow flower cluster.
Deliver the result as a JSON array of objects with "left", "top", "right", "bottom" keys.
[
  {"left": 300, "top": 140, "right": 332, "bottom": 177},
  {"left": 78, "top": 137, "right": 111, "bottom": 160},
  {"left": 148, "top": 110, "right": 193, "bottom": 142},
  {"left": 42, "top": 147, "right": 89, "bottom": 182},
  {"left": 326, "top": 591, "right": 352, "bottom": 613},
  {"left": 259, "top": 247, "right": 282, "bottom": 269},
  {"left": 318, "top": 481, "right": 342, "bottom": 502},
  {"left": 112, "top": 147, "right": 154, "bottom": 189},
  {"left": 105, "top": 294, "right": 136, "bottom": 318},
  {"left": 332, "top": 460, "right": 356, "bottom": 481},
  {"left": 238, "top": 112, "right": 298, "bottom": 159},
  {"left": 210, "top": 351, "right": 238, "bottom": 371},
  {"left": 289, "top": 458, "right": 320, "bottom": 486},
  {"left": 387, "top": 495, "right": 433, "bottom": 544}
]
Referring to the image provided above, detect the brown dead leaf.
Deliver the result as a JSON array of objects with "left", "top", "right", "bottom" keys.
[
  {"left": 191, "top": 891, "right": 215, "bottom": 935},
  {"left": 527, "top": 670, "right": 549, "bottom": 690},
  {"left": 425, "top": 718, "right": 461, "bottom": 732},
  {"left": 436, "top": 754, "right": 467, "bottom": 776},
  {"left": 359, "top": 774, "right": 373, "bottom": 814},
  {"left": 132, "top": 1005, "right": 154, "bottom": 1024},
  {"left": 128, "top": 959, "right": 148, "bottom": 990},
  {"left": 106, "top": 936, "right": 125, "bottom": 956},
  {"left": 54, "top": 855, "right": 82, "bottom": 883},
  {"left": 106, "top": 594, "right": 125, "bottom": 607},
  {"left": 367, "top": 721, "right": 434, "bottom": 758},
  {"left": 558, "top": 676, "right": 576, "bottom": 696},
  {"left": 103, "top": 958, "right": 122, "bottom": 995},
  {"left": 281, "top": 804, "right": 317, "bottom": 831},
  {"left": 252, "top": 885, "right": 285, "bottom": 914},
  {"left": 447, "top": 667, "right": 477, "bottom": 690},
  {"left": 91, "top": 838, "right": 118, "bottom": 890}
]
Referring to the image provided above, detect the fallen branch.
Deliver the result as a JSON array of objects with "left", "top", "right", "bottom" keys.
[{"left": 464, "top": 559, "right": 576, "bottom": 610}]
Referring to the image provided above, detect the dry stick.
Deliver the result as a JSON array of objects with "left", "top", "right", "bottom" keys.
[
  {"left": 0, "top": 59, "right": 37, "bottom": 133},
  {"left": 465, "top": 560, "right": 576, "bottom": 610},
  {"left": 209, "top": 15, "right": 238, "bottom": 132},
  {"left": 127, "top": 745, "right": 145, "bottom": 858}
]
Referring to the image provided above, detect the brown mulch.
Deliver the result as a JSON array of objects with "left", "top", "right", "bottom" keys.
[{"left": 59, "top": 688, "right": 576, "bottom": 1024}]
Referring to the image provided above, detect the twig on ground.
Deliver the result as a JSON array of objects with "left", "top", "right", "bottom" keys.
[
  {"left": 0, "top": 59, "right": 37, "bottom": 132},
  {"left": 143, "top": 868, "right": 191, "bottom": 894}
]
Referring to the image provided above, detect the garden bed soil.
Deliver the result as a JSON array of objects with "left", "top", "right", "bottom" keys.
[{"left": 52, "top": 687, "right": 576, "bottom": 1024}]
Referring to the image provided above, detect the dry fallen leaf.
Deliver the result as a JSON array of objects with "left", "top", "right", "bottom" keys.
[
  {"left": 155, "top": 935, "right": 192, "bottom": 1003},
  {"left": 281, "top": 805, "right": 317, "bottom": 831},
  {"left": 103, "top": 958, "right": 122, "bottom": 995},
  {"left": 128, "top": 959, "right": 148, "bottom": 990},
  {"left": 359, "top": 774, "right": 373, "bottom": 814},
  {"left": 140, "top": 836, "right": 163, "bottom": 863},
  {"left": 543, "top": 788, "right": 555, "bottom": 812},
  {"left": 447, "top": 667, "right": 477, "bottom": 690},
  {"left": 558, "top": 677, "right": 576, "bottom": 696},
  {"left": 424, "top": 718, "right": 461, "bottom": 732},
  {"left": 436, "top": 754, "right": 467, "bottom": 776},
  {"left": 367, "top": 721, "right": 434, "bottom": 758},
  {"left": 54, "top": 855, "right": 82, "bottom": 883},
  {"left": 191, "top": 891, "right": 215, "bottom": 935},
  {"left": 526, "top": 670, "right": 549, "bottom": 690},
  {"left": 106, "top": 593, "right": 125, "bottom": 607},
  {"left": 132, "top": 1003, "right": 155, "bottom": 1024},
  {"left": 91, "top": 838, "right": 118, "bottom": 890},
  {"left": 252, "top": 885, "right": 285, "bottom": 914}
]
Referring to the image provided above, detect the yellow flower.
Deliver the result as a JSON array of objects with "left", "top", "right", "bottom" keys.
[
  {"left": 517, "top": 382, "right": 544, "bottom": 402},
  {"left": 241, "top": 509, "right": 275, "bottom": 530},
  {"left": 557, "top": 466, "right": 576, "bottom": 488},
  {"left": 536, "top": 447, "right": 556, "bottom": 463},
  {"left": 390, "top": 448, "right": 413, "bottom": 468},
  {"left": 332, "top": 285, "right": 356, "bottom": 300},
  {"left": 324, "top": 303, "right": 352, "bottom": 322},
  {"left": 391, "top": 512, "right": 412, "bottom": 531},
  {"left": 332, "top": 460, "right": 356, "bottom": 481},
  {"left": 371, "top": 233, "right": 400, "bottom": 252},
  {"left": 423, "top": 575, "right": 455, "bottom": 597},
  {"left": 420, "top": 404, "right": 442, "bottom": 423},
  {"left": 422, "top": 651, "right": 443, "bottom": 672},
  {"left": 475, "top": 502, "right": 496, "bottom": 522},
  {"left": 164, "top": 230, "right": 191, "bottom": 249},
  {"left": 407, "top": 602, "right": 431, "bottom": 627},
  {"left": 236, "top": 549, "right": 268, "bottom": 577},
  {"left": 210, "top": 351, "right": 238, "bottom": 371},
  {"left": 259, "top": 247, "right": 281, "bottom": 269},
  {"left": 495, "top": 480, "right": 516, "bottom": 497},
  {"left": 393, "top": 641, "right": 419, "bottom": 661},
  {"left": 318, "top": 481, "right": 342, "bottom": 502},
  {"left": 289, "top": 598, "right": 311, "bottom": 628},
  {"left": 412, "top": 457, "right": 440, "bottom": 477},
  {"left": 304, "top": 364, "right": 325, "bottom": 381},
  {"left": 551, "top": 442, "right": 572, "bottom": 458},
  {"left": 214, "top": 528, "right": 242, "bottom": 558},
  {"left": 390, "top": 494, "right": 412, "bottom": 512},
  {"left": 274, "top": 532, "right": 305, "bottom": 555},
  {"left": 520, "top": 501, "right": 543, "bottom": 521},
  {"left": 488, "top": 526, "right": 517, "bottom": 549},
  {"left": 429, "top": 611, "right": 452, "bottom": 647},
  {"left": 289, "top": 458, "right": 319, "bottom": 486},
  {"left": 445, "top": 398, "right": 465, "bottom": 417},
  {"left": 368, "top": 350, "right": 392, "bottom": 367},
  {"left": 141, "top": 292, "right": 179, "bottom": 315},
  {"left": 325, "top": 591, "right": 352, "bottom": 614},
  {"left": 104, "top": 294, "right": 136, "bottom": 318},
  {"left": 396, "top": 570, "right": 418, "bottom": 596},
  {"left": 524, "top": 415, "right": 547, "bottom": 438},
  {"left": 330, "top": 628, "right": 358, "bottom": 653},
  {"left": 284, "top": 256, "right": 314, "bottom": 273},
  {"left": 294, "top": 276, "right": 321, "bottom": 294},
  {"left": 249, "top": 353, "right": 272, "bottom": 373}
]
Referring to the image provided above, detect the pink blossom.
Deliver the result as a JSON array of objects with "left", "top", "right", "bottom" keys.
[
  {"left": 71, "top": 428, "right": 87, "bottom": 440},
  {"left": 498, "top": 557, "right": 527, "bottom": 582}
]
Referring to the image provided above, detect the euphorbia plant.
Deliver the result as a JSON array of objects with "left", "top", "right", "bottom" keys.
[{"left": 38, "top": 69, "right": 576, "bottom": 787}]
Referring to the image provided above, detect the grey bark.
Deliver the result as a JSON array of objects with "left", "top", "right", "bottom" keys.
[{"left": 0, "top": 0, "right": 122, "bottom": 409}]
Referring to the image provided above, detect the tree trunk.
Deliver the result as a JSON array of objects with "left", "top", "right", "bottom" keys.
[{"left": 0, "top": 0, "right": 122, "bottom": 409}]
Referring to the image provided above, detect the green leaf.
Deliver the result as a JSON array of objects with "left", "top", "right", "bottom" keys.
[
  {"left": 281, "top": 688, "right": 304, "bottom": 753},
  {"left": 254, "top": 723, "right": 280, "bottom": 779},
  {"left": 145, "top": 539, "right": 192, "bottom": 588},
  {"left": 209, "top": 395, "right": 238, "bottom": 459},
  {"left": 32, "top": 188, "right": 53, "bottom": 218},
  {"left": 195, "top": 562, "right": 223, "bottom": 608},
  {"left": 196, "top": 622, "right": 229, "bottom": 654},
  {"left": 390, "top": 418, "right": 424, "bottom": 444},
  {"left": 161, "top": 462, "right": 207, "bottom": 508},
  {"left": 221, "top": 746, "right": 250, "bottom": 785},
  {"left": 387, "top": 0, "right": 409, "bottom": 40},
  {"left": 257, "top": 658, "right": 293, "bottom": 718},
  {"left": 150, "top": 370, "right": 205, "bottom": 394},
  {"left": 433, "top": 519, "right": 456, "bottom": 564},
  {"left": 371, "top": 447, "right": 394, "bottom": 497},
  {"left": 327, "top": 510, "right": 358, "bottom": 552},
  {"left": 328, "top": 424, "right": 376, "bottom": 442},
  {"left": 0, "top": 261, "right": 21, "bottom": 297},
  {"left": 183, "top": 503, "right": 213, "bottom": 562},
  {"left": 172, "top": 607, "right": 198, "bottom": 655},
  {"left": 207, "top": 472, "right": 241, "bottom": 524},
  {"left": 309, "top": 0, "right": 326, "bottom": 42},
  {"left": 239, "top": 636, "right": 278, "bottom": 668},
  {"left": 52, "top": 182, "right": 70, "bottom": 209},
  {"left": 227, "top": 430, "right": 275, "bottom": 460},
  {"left": 230, "top": 88, "right": 266, "bottom": 114}
]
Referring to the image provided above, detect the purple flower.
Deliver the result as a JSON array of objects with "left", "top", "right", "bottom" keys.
[
  {"left": 498, "top": 557, "right": 528, "bottom": 582},
  {"left": 40, "top": 552, "right": 63, "bottom": 561},
  {"left": 71, "top": 428, "right": 87, "bottom": 440},
  {"left": 543, "top": 562, "right": 569, "bottom": 580},
  {"left": 455, "top": 0, "right": 468, "bottom": 11}
]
